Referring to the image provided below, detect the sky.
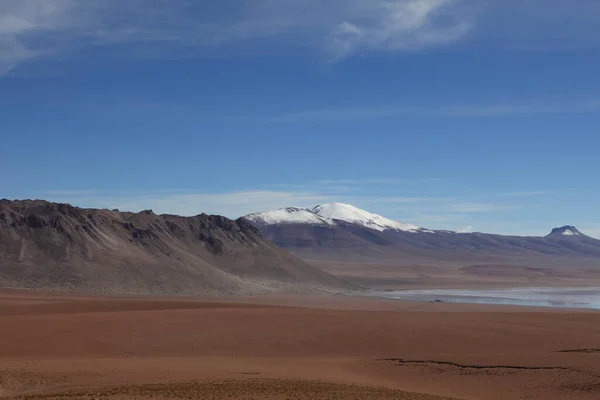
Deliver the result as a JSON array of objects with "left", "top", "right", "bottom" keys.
[{"left": 1, "top": 0, "right": 600, "bottom": 237}]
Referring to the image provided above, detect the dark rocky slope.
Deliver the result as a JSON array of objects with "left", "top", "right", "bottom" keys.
[{"left": 0, "top": 200, "right": 349, "bottom": 295}]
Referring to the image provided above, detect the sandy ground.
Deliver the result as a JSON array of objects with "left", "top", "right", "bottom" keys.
[{"left": 1, "top": 290, "right": 600, "bottom": 400}]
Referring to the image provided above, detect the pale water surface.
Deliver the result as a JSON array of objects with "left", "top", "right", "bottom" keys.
[{"left": 377, "top": 287, "right": 600, "bottom": 309}]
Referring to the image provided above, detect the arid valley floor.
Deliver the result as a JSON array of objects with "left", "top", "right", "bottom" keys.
[{"left": 1, "top": 290, "right": 600, "bottom": 400}]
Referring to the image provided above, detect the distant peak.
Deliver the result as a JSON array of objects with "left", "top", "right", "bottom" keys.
[
  {"left": 548, "top": 226, "right": 583, "bottom": 237},
  {"left": 243, "top": 202, "right": 423, "bottom": 232},
  {"left": 312, "top": 202, "right": 421, "bottom": 232},
  {"left": 243, "top": 206, "right": 332, "bottom": 226}
]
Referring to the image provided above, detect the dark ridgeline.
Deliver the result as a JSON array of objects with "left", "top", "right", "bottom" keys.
[{"left": 0, "top": 199, "right": 349, "bottom": 295}]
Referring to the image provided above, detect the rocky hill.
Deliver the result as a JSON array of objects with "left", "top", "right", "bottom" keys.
[{"left": 0, "top": 199, "right": 349, "bottom": 295}]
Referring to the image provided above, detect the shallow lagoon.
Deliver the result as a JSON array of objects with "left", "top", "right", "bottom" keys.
[{"left": 378, "top": 287, "right": 600, "bottom": 310}]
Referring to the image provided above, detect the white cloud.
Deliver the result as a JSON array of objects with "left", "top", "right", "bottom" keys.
[
  {"left": 2, "top": 0, "right": 600, "bottom": 74},
  {"left": 0, "top": 0, "right": 473, "bottom": 74},
  {"left": 0, "top": 0, "right": 71, "bottom": 35},
  {"left": 457, "top": 226, "right": 473, "bottom": 233},
  {"left": 0, "top": 0, "right": 72, "bottom": 72},
  {"left": 328, "top": 0, "right": 470, "bottom": 61}
]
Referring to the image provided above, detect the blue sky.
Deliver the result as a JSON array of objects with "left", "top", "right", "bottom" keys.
[{"left": 2, "top": 0, "right": 600, "bottom": 236}]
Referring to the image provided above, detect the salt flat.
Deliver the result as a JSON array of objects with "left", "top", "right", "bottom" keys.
[{"left": 377, "top": 286, "right": 600, "bottom": 309}]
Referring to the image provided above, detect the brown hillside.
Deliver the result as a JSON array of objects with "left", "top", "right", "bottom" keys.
[{"left": 0, "top": 200, "right": 349, "bottom": 295}]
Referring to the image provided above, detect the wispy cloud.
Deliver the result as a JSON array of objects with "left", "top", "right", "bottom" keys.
[
  {"left": 43, "top": 188, "right": 447, "bottom": 218},
  {"left": 266, "top": 178, "right": 442, "bottom": 194},
  {"left": 271, "top": 99, "right": 600, "bottom": 122},
  {"left": 41, "top": 185, "right": 519, "bottom": 225},
  {"left": 450, "top": 203, "right": 514, "bottom": 213},
  {"left": 0, "top": 0, "right": 69, "bottom": 73},
  {"left": 4, "top": 1, "right": 598, "bottom": 74},
  {"left": 327, "top": 0, "right": 470, "bottom": 61},
  {"left": 44, "top": 190, "right": 334, "bottom": 217},
  {"left": 1, "top": 0, "right": 472, "bottom": 74},
  {"left": 35, "top": 183, "right": 565, "bottom": 235}
]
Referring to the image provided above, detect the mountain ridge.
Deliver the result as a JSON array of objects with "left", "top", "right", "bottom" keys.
[
  {"left": 242, "top": 203, "right": 600, "bottom": 262},
  {"left": 0, "top": 199, "right": 350, "bottom": 295},
  {"left": 244, "top": 202, "right": 591, "bottom": 239}
]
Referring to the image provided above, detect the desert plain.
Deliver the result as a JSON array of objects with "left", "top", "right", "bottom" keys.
[{"left": 1, "top": 289, "right": 600, "bottom": 400}]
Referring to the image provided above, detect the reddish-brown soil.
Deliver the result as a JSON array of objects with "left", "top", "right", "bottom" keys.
[{"left": 1, "top": 290, "right": 599, "bottom": 399}]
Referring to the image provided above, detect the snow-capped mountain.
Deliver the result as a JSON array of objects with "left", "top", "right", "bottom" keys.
[
  {"left": 245, "top": 207, "right": 332, "bottom": 227},
  {"left": 244, "top": 203, "right": 423, "bottom": 232},
  {"left": 244, "top": 205, "right": 600, "bottom": 262},
  {"left": 312, "top": 203, "right": 421, "bottom": 232}
]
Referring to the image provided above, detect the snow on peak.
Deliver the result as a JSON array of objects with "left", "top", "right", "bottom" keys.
[
  {"left": 244, "top": 202, "right": 424, "bottom": 232},
  {"left": 548, "top": 226, "right": 583, "bottom": 237},
  {"left": 244, "top": 207, "right": 332, "bottom": 226},
  {"left": 312, "top": 202, "right": 421, "bottom": 232}
]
